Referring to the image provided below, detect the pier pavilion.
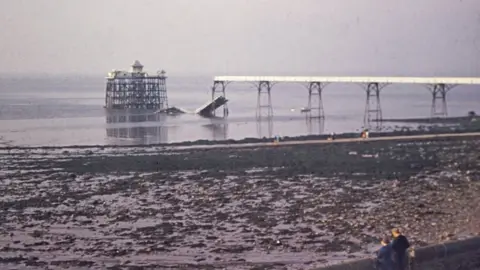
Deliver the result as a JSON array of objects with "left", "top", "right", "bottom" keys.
[{"left": 105, "top": 61, "right": 168, "bottom": 110}]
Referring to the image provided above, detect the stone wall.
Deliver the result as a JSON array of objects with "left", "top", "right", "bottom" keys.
[{"left": 314, "top": 236, "right": 480, "bottom": 270}]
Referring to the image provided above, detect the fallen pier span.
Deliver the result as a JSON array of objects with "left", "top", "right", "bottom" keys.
[{"left": 195, "top": 96, "right": 228, "bottom": 117}]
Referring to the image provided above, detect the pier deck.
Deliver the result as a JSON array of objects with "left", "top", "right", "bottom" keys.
[
  {"left": 210, "top": 76, "right": 480, "bottom": 123},
  {"left": 213, "top": 76, "right": 480, "bottom": 85}
]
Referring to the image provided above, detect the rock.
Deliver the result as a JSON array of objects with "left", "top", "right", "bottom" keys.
[{"left": 30, "top": 230, "right": 43, "bottom": 238}]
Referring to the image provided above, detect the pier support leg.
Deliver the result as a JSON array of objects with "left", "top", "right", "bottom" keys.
[
  {"left": 307, "top": 82, "right": 325, "bottom": 119},
  {"left": 211, "top": 81, "right": 228, "bottom": 117},
  {"left": 429, "top": 84, "right": 448, "bottom": 118},
  {"left": 256, "top": 81, "right": 274, "bottom": 119},
  {"left": 363, "top": 82, "right": 383, "bottom": 125}
]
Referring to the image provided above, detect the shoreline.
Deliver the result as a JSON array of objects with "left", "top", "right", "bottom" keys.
[
  {"left": 379, "top": 115, "right": 478, "bottom": 124},
  {"left": 1, "top": 132, "right": 480, "bottom": 269},
  {"left": 1, "top": 112, "right": 478, "bottom": 149},
  {"left": 1, "top": 123, "right": 480, "bottom": 151}
]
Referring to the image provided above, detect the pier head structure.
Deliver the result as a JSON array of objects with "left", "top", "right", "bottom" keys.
[
  {"left": 105, "top": 61, "right": 168, "bottom": 110},
  {"left": 211, "top": 76, "right": 480, "bottom": 125}
]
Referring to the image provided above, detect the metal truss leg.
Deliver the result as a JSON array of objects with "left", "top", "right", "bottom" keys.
[
  {"left": 363, "top": 82, "right": 382, "bottom": 125},
  {"left": 430, "top": 84, "right": 448, "bottom": 118},
  {"left": 211, "top": 81, "right": 229, "bottom": 117},
  {"left": 307, "top": 82, "right": 325, "bottom": 119},
  {"left": 256, "top": 81, "right": 274, "bottom": 119}
]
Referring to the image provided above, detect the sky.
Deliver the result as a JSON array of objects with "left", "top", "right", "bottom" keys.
[{"left": 1, "top": 0, "right": 479, "bottom": 76}]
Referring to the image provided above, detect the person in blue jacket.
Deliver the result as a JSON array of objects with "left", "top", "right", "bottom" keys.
[{"left": 376, "top": 236, "right": 395, "bottom": 270}]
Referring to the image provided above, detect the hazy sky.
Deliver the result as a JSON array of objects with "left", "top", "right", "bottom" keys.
[{"left": 1, "top": 0, "right": 479, "bottom": 76}]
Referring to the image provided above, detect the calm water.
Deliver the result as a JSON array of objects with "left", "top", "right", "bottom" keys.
[{"left": 0, "top": 74, "right": 479, "bottom": 147}]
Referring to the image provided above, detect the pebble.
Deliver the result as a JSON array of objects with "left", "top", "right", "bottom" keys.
[{"left": 1, "top": 136, "right": 480, "bottom": 269}]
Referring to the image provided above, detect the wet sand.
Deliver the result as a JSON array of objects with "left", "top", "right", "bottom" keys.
[{"left": 1, "top": 135, "right": 480, "bottom": 269}]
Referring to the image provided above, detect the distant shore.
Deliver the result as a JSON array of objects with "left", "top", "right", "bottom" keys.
[{"left": 379, "top": 115, "right": 478, "bottom": 124}]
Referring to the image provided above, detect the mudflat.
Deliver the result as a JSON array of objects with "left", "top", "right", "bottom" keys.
[{"left": 1, "top": 135, "right": 480, "bottom": 269}]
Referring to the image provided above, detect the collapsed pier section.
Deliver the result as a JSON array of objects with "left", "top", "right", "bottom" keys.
[{"left": 105, "top": 61, "right": 168, "bottom": 110}]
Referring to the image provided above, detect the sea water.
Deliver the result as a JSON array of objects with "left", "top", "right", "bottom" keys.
[{"left": 0, "top": 74, "right": 479, "bottom": 147}]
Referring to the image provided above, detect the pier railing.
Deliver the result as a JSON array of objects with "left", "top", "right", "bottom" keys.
[{"left": 313, "top": 236, "right": 480, "bottom": 270}]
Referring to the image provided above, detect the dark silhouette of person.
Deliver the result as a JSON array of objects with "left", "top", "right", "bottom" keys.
[{"left": 391, "top": 228, "right": 410, "bottom": 270}]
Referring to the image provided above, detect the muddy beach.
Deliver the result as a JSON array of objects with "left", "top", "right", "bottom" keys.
[{"left": 1, "top": 136, "right": 480, "bottom": 269}]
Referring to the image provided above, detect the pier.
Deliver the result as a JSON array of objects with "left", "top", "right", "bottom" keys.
[
  {"left": 105, "top": 61, "right": 168, "bottom": 110},
  {"left": 211, "top": 76, "right": 480, "bottom": 124}
]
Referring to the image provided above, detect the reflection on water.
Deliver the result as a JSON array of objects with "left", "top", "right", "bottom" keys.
[
  {"left": 257, "top": 118, "right": 274, "bottom": 138},
  {"left": 203, "top": 118, "right": 229, "bottom": 141},
  {"left": 306, "top": 117, "right": 325, "bottom": 135},
  {"left": 105, "top": 110, "right": 168, "bottom": 144},
  {"left": 103, "top": 109, "right": 373, "bottom": 145},
  {"left": 255, "top": 117, "right": 325, "bottom": 139}
]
